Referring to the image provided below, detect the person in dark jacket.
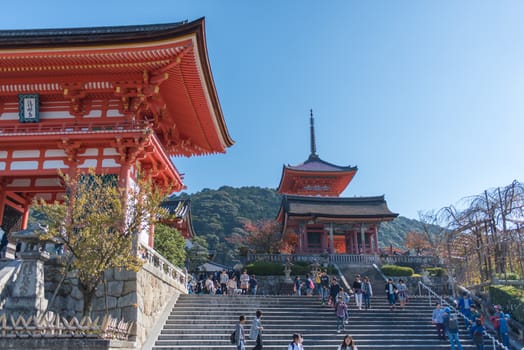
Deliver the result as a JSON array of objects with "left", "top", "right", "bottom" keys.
[
  {"left": 329, "top": 278, "right": 341, "bottom": 308},
  {"left": 0, "top": 228, "right": 8, "bottom": 259},
  {"left": 384, "top": 278, "right": 397, "bottom": 311},
  {"left": 471, "top": 319, "right": 485, "bottom": 350}
]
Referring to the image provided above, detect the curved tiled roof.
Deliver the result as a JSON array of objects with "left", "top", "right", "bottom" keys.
[
  {"left": 0, "top": 21, "right": 190, "bottom": 48},
  {"left": 284, "top": 155, "right": 357, "bottom": 172},
  {"left": 279, "top": 194, "right": 398, "bottom": 220}
]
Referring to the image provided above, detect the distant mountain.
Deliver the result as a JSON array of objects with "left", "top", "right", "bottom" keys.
[{"left": 170, "top": 187, "right": 440, "bottom": 264}]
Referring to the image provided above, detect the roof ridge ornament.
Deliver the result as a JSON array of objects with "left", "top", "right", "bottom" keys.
[{"left": 309, "top": 109, "right": 319, "bottom": 160}]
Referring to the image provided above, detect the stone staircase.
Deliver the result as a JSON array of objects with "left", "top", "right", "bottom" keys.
[{"left": 152, "top": 293, "right": 490, "bottom": 350}]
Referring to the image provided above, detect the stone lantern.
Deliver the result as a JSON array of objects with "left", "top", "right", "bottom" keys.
[
  {"left": 310, "top": 259, "right": 321, "bottom": 280},
  {"left": 5, "top": 223, "right": 54, "bottom": 317},
  {"left": 283, "top": 258, "right": 293, "bottom": 283}
]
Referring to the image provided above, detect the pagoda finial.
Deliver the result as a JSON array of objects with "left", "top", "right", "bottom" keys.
[{"left": 309, "top": 109, "right": 318, "bottom": 159}]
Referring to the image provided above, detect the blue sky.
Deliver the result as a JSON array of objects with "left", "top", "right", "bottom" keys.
[{"left": 2, "top": 1, "right": 523, "bottom": 219}]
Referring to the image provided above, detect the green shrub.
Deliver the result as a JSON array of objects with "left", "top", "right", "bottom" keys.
[
  {"left": 291, "top": 261, "right": 311, "bottom": 275},
  {"left": 489, "top": 285, "right": 524, "bottom": 324},
  {"left": 495, "top": 272, "right": 521, "bottom": 280},
  {"left": 245, "top": 262, "right": 284, "bottom": 276},
  {"left": 381, "top": 264, "right": 414, "bottom": 277},
  {"left": 425, "top": 267, "right": 447, "bottom": 277}
]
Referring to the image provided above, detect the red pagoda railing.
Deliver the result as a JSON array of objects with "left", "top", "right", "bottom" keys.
[{"left": 0, "top": 120, "right": 151, "bottom": 136}]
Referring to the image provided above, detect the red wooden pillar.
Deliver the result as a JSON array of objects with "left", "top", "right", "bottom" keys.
[
  {"left": 21, "top": 201, "right": 31, "bottom": 230},
  {"left": 0, "top": 186, "right": 6, "bottom": 230},
  {"left": 373, "top": 227, "right": 379, "bottom": 254}
]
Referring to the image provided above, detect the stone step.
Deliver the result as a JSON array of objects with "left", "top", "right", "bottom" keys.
[{"left": 153, "top": 294, "right": 483, "bottom": 350}]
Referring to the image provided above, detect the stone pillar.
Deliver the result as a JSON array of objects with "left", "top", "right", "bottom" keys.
[
  {"left": 360, "top": 224, "right": 367, "bottom": 254},
  {"left": 297, "top": 224, "right": 304, "bottom": 253}
]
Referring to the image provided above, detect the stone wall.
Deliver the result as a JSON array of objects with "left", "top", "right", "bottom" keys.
[
  {"left": 42, "top": 254, "right": 186, "bottom": 349},
  {"left": 135, "top": 263, "right": 183, "bottom": 348},
  {"left": 0, "top": 339, "right": 135, "bottom": 350}
]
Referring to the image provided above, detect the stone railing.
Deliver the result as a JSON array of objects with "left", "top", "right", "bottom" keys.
[
  {"left": 138, "top": 243, "right": 187, "bottom": 293},
  {"left": 247, "top": 253, "right": 439, "bottom": 266},
  {"left": 0, "top": 312, "right": 133, "bottom": 340},
  {"left": 418, "top": 281, "right": 512, "bottom": 350},
  {"left": 381, "top": 254, "right": 441, "bottom": 266}
]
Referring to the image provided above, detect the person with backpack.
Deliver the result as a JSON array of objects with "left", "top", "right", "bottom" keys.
[
  {"left": 305, "top": 274, "right": 314, "bottom": 296},
  {"left": 287, "top": 333, "right": 304, "bottom": 350},
  {"left": 446, "top": 312, "right": 464, "bottom": 350},
  {"left": 234, "top": 315, "right": 246, "bottom": 350},
  {"left": 471, "top": 319, "right": 485, "bottom": 350},
  {"left": 249, "top": 309, "right": 264, "bottom": 350},
  {"left": 337, "top": 334, "right": 358, "bottom": 350}
]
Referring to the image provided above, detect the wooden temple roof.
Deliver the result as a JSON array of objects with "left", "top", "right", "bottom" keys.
[
  {"left": 277, "top": 194, "right": 398, "bottom": 223},
  {"left": 160, "top": 198, "right": 195, "bottom": 238},
  {"left": 0, "top": 18, "right": 234, "bottom": 157}
]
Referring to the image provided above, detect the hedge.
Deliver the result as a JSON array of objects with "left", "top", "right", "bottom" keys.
[
  {"left": 245, "top": 262, "right": 284, "bottom": 276},
  {"left": 489, "top": 285, "right": 524, "bottom": 324},
  {"left": 381, "top": 264, "right": 414, "bottom": 277},
  {"left": 494, "top": 272, "right": 520, "bottom": 280},
  {"left": 425, "top": 267, "right": 447, "bottom": 277}
]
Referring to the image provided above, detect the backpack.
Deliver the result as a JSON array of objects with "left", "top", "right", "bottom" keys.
[
  {"left": 448, "top": 317, "right": 458, "bottom": 331},
  {"left": 230, "top": 330, "right": 236, "bottom": 344}
]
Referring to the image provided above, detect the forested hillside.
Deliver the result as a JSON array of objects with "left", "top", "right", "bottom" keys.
[
  {"left": 172, "top": 186, "right": 281, "bottom": 264},
  {"left": 171, "top": 186, "right": 439, "bottom": 264}
]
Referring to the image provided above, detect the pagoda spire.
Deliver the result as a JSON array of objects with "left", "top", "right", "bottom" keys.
[{"left": 309, "top": 109, "right": 319, "bottom": 159}]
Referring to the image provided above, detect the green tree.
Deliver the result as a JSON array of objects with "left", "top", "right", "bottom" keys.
[
  {"left": 154, "top": 224, "right": 186, "bottom": 266},
  {"left": 34, "top": 169, "right": 167, "bottom": 316},
  {"left": 186, "top": 236, "right": 209, "bottom": 272}
]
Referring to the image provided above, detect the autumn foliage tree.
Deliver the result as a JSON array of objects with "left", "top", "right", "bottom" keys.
[
  {"left": 404, "top": 231, "right": 431, "bottom": 255},
  {"left": 227, "top": 220, "right": 282, "bottom": 254},
  {"left": 34, "top": 169, "right": 168, "bottom": 316}
]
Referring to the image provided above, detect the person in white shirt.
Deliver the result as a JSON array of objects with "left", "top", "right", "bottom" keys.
[
  {"left": 287, "top": 333, "right": 304, "bottom": 350},
  {"left": 337, "top": 334, "right": 358, "bottom": 350}
]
